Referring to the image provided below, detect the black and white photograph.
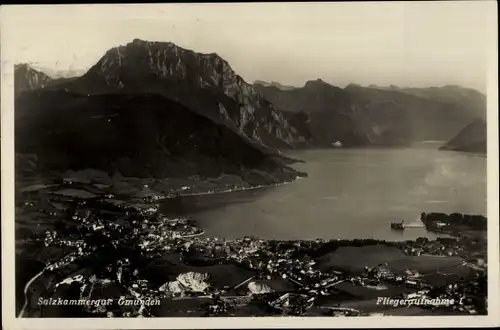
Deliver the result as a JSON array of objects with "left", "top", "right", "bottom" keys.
[{"left": 1, "top": 2, "right": 499, "bottom": 328}]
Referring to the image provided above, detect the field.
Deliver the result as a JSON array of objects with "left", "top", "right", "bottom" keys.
[
  {"left": 317, "top": 245, "right": 405, "bottom": 273},
  {"left": 386, "top": 255, "right": 467, "bottom": 275},
  {"left": 316, "top": 245, "right": 470, "bottom": 279}
]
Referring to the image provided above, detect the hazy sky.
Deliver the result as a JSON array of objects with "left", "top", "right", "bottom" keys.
[{"left": 1, "top": 2, "right": 496, "bottom": 91}]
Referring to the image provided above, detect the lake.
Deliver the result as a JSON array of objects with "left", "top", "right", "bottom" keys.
[{"left": 168, "top": 145, "right": 487, "bottom": 241}]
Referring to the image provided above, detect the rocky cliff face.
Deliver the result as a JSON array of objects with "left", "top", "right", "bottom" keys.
[
  {"left": 255, "top": 80, "right": 483, "bottom": 147},
  {"left": 14, "top": 64, "right": 53, "bottom": 96},
  {"left": 440, "top": 118, "right": 486, "bottom": 153},
  {"left": 62, "top": 39, "right": 302, "bottom": 149}
]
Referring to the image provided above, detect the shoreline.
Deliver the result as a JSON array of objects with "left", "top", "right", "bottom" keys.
[
  {"left": 15, "top": 172, "right": 486, "bottom": 246},
  {"left": 175, "top": 176, "right": 303, "bottom": 199}
]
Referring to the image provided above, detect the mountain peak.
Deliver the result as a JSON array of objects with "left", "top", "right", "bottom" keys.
[
  {"left": 15, "top": 63, "right": 30, "bottom": 70},
  {"left": 305, "top": 78, "right": 326, "bottom": 85},
  {"left": 131, "top": 38, "right": 148, "bottom": 45},
  {"left": 15, "top": 63, "right": 43, "bottom": 75},
  {"left": 303, "top": 79, "right": 324, "bottom": 88},
  {"left": 125, "top": 38, "right": 177, "bottom": 50},
  {"left": 14, "top": 63, "right": 52, "bottom": 95},
  {"left": 88, "top": 38, "right": 238, "bottom": 91},
  {"left": 304, "top": 79, "right": 338, "bottom": 90},
  {"left": 344, "top": 83, "right": 362, "bottom": 89}
]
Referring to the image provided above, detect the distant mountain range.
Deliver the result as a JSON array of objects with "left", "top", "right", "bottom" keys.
[
  {"left": 369, "top": 84, "right": 486, "bottom": 118},
  {"left": 254, "top": 80, "right": 486, "bottom": 147},
  {"left": 253, "top": 80, "right": 296, "bottom": 91},
  {"left": 14, "top": 38, "right": 488, "bottom": 183}
]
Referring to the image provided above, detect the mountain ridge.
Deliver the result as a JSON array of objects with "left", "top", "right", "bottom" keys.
[
  {"left": 254, "top": 79, "right": 486, "bottom": 147},
  {"left": 366, "top": 84, "right": 486, "bottom": 118},
  {"left": 15, "top": 90, "right": 303, "bottom": 185}
]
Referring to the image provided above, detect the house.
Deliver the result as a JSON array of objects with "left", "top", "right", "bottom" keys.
[{"left": 403, "top": 292, "right": 419, "bottom": 299}]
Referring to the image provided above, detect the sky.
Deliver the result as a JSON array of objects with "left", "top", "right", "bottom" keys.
[{"left": 1, "top": 2, "right": 497, "bottom": 92}]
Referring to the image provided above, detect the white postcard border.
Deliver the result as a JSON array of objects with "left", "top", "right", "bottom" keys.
[{"left": 2, "top": 3, "right": 499, "bottom": 329}]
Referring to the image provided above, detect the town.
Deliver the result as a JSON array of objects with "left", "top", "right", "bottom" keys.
[{"left": 16, "top": 181, "right": 488, "bottom": 317}]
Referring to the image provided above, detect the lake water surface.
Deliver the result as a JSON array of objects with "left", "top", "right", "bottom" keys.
[{"left": 171, "top": 145, "right": 486, "bottom": 241}]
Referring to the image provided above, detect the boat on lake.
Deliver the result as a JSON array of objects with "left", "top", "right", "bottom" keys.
[{"left": 390, "top": 220, "right": 405, "bottom": 230}]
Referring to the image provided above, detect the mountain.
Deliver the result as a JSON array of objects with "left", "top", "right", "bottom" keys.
[
  {"left": 14, "top": 64, "right": 53, "bottom": 96},
  {"left": 254, "top": 80, "right": 485, "bottom": 147},
  {"left": 440, "top": 118, "right": 487, "bottom": 153},
  {"left": 56, "top": 39, "right": 304, "bottom": 149},
  {"left": 374, "top": 85, "right": 486, "bottom": 118},
  {"left": 16, "top": 40, "right": 485, "bottom": 151},
  {"left": 256, "top": 79, "right": 352, "bottom": 114},
  {"left": 255, "top": 79, "right": 366, "bottom": 147},
  {"left": 343, "top": 84, "right": 481, "bottom": 144},
  {"left": 15, "top": 91, "right": 302, "bottom": 185}
]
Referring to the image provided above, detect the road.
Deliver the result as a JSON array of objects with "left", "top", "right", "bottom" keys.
[
  {"left": 324, "top": 279, "right": 345, "bottom": 289},
  {"left": 18, "top": 268, "right": 46, "bottom": 317},
  {"left": 420, "top": 261, "right": 468, "bottom": 276},
  {"left": 177, "top": 231, "right": 205, "bottom": 239},
  {"left": 18, "top": 252, "right": 76, "bottom": 317}
]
